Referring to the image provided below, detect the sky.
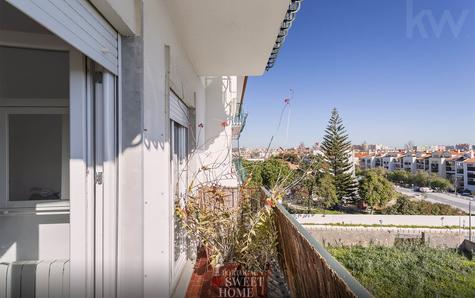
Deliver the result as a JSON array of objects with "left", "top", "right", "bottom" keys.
[{"left": 240, "top": 0, "right": 475, "bottom": 149}]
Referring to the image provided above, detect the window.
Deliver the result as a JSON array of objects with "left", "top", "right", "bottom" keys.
[
  {"left": 0, "top": 108, "right": 69, "bottom": 207},
  {"left": 171, "top": 120, "right": 188, "bottom": 268},
  {"left": 0, "top": 46, "right": 69, "bottom": 209}
]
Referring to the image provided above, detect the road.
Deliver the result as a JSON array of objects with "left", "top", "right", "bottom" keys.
[{"left": 396, "top": 187, "right": 473, "bottom": 213}]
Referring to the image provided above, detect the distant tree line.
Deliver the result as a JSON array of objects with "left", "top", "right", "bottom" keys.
[
  {"left": 241, "top": 108, "right": 455, "bottom": 214},
  {"left": 386, "top": 170, "right": 453, "bottom": 192}
]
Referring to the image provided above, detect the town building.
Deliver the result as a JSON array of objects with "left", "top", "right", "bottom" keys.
[
  {"left": 403, "top": 155, "right": 417, "bottom": 173},
  {"left": 429, "top": 151, "right": 447, "bottom": 177},
  {"left": 356, "top": 148, "right": 475, "bottom": 192},
  {"left": 463, "top": 158, "right": 475, "bottom": 193}
]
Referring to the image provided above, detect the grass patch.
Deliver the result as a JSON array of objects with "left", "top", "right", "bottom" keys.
[{"left": 328, "top": 245, "right": 475, "bottom": 298}]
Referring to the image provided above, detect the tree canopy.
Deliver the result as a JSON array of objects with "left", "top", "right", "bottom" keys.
[
  {"left": 359, "top": 170, "right": 396, "bottom": 210},
  {"left": 321, "top": 108, "right": 359, "bottom": 200}
]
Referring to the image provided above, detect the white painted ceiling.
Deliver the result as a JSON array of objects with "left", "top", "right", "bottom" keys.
[{"left": 166, "top": 0, "right": 290, "bottom": 76}]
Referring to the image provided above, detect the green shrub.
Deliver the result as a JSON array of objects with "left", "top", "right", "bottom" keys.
[
  {"left": 386, "top": 170, "right": 453, "bottom": 192},
  {"left": 242, "top": 158, "right": 294, "bottom": 189},
  {"left": 382, "top": 196, "right": 465, "bottom": 215}
]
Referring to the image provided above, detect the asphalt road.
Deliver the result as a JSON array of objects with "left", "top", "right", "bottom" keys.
[{"left": 396, "top": 187, "right": 473, "bottom": 213}]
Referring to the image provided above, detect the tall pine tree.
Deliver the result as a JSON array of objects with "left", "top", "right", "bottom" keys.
[{"left": 321, "top": 108, "right": 359, "bottom": 201}]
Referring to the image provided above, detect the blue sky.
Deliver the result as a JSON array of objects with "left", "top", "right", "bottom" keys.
[{"left": 240, "top": 0, "right": 475, "bottom": 148}]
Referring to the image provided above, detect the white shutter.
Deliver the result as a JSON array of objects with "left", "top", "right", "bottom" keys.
[
  {"left": 6, "top": 0, "right": 119, "bottom": 75},
  {"left": 170, "top": 92, "right": 189, "bottom": 127}
]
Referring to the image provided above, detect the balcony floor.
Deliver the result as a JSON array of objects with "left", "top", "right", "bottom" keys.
[
  {"left": 268, "top": 260, "right": 291, "bottom": 298},
  {"left": 184, "top": 252, "right": 290, "bottom": 297}
]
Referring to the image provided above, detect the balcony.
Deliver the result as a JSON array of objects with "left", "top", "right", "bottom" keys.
[
  {"left": 272, "top": 194, "right": 371, "bottom": 297},
  {"left": 184, "top": 169, "right": 370, "bottom": 298},
  {"left": 231, "top": 113, "right": 248, "bottom": 140},
  {"left": 467, "top": 167, "right": 475, "bottom": 172}
]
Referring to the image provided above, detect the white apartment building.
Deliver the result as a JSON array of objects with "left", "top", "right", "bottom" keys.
[
  {"left": 358, "top": 149, "right": 475, "bottom": 192},
  {"left": 402, "top": 155, "right": 417, "bottom": 173},
  {"left": 415, "top": 154, "right": 431, "bottom": 172},
  {"left": 381, "top": 153, "right": 402, "bottom": 171},
  {"left": 445, "top": 156, "right": 466, "bottom": 190},
  {"left": 464, "top": 158, "right": 475, "bottom": 193},
  {"left": 360, "top": 155, "right": 375, "bottom": 169},
  {"left": 429, "top": 152, "right": 446, "bottom": 177},
  {"left": 0, "top": 0, "right": 299, "bottom": 297}
]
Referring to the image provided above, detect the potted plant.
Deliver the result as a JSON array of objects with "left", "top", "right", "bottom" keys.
[{"left": 176, "top": 179, "right": 279, "bottom": 298}]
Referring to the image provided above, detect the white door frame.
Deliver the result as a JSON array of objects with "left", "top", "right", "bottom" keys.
[
  {"left": 70, "top": 55, "right": 119, "bottom": 298},
  {"left": 169, "top": 91, "right": 190, "bottom": 289},
  {"left": 70, "top": 49, "right": 96, "bottom": 298},
  {"left": 93, "top": 66, "right": 118, "bottom": 298}
]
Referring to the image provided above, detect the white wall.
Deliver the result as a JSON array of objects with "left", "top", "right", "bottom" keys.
[
  {"left": 90, "top": 0, "right": 140, "bottom": 36},
  {"left": 142, "top": 1, "right": 206, "bottom": 296},
  {"left": 200, "top": 76, "right": 238, "bottom": 188},
  {"left": 296, "top": 214, "right": 475, "bottom": 228},
  {"left": 143, "top": 3, "right": 242, "bottom": 295},
  {"left": 0, "top": 214, "right": 69, "bottom": 262}
]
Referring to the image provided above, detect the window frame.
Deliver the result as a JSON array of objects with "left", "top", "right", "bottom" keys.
[
  {"left": 170, "top": 119, "right": 189, "bottom": 284},
  {"left": 0, "top": 106, "right": 70, "bottom": 209},
  {"left": 169, "top": 89, "right": 191, "bottom": 289}
]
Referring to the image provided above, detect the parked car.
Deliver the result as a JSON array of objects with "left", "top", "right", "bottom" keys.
[
  {"left": 419, "top": 187, "right": 433, "bottom": 193},
  {"left": 462, "top": 190, "right": 473, "bottom": 197}
]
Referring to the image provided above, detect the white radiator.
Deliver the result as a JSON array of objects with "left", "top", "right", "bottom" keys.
[{"left": 0, "top": 260, "right": 69, "bottom": 298}]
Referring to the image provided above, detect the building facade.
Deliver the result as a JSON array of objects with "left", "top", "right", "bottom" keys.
[
  {"left": 464, "top": 158, "right": 475, "bottom": 193},
  {"left": 0, "top": 0, "right": 299, "bottom": 297},
  {"left": 359, "top": 150, "right": 474, "bottom": 192}
]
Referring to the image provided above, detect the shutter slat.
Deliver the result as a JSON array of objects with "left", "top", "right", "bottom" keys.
[
  {"left": 6, "top": 0, "right": 118, "bottom": 75},
  {"left": 170, "top": 92, "right": 189, "bottom": 127},
  {"left": 50, "top": 0, "right": 118, "bottom": 57}
]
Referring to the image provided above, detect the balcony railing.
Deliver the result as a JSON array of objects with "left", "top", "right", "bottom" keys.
[
  {"left": 261, "top": 188, "right": 372, "bottom": 298},
  {"left": 230, "top": 113, "right": 248, "bottom": 139},
  {"left": 233, "top": 158, "right": 248, "bottom": 183}
]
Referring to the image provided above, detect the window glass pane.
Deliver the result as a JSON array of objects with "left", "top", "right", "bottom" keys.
[
  {"left": 8, "top": 114, "right": 67, "bottom": 201},
  {"left": 173, "top": 121, "right": 188, "bottom": 263},
  {"left": 0, "top": 46, "right": 69, "bottom": 99}
]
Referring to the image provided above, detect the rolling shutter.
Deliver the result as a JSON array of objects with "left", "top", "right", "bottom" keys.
[
  {"left": 170, "top": 91, "right": 189, "bottom": 127},
  {"left": 6, "top": 0, "right": 118, "bottom": 75}
]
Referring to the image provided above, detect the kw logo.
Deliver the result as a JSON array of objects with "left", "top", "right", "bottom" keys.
[{"left": 406, "top": 0, "right": 470, "bottom": 39}]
